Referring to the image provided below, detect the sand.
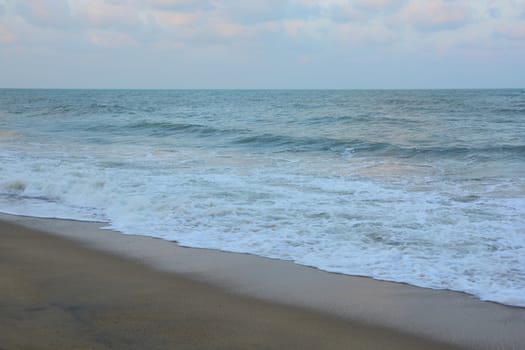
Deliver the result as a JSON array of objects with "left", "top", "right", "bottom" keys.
[{"left": 1, "top": 213, "right": 524, "bottom": 349}]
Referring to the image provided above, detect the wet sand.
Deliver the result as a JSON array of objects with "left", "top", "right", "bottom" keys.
[{"left": 1, "top": 213, "right": 524, "bottom": 349}]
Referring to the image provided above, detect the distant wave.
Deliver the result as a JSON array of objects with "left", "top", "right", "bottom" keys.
[
  {"left": 231, "top": 133, "right": 392, "bottom": 154},
  {"left": 130, "top": 121, "right": 220, "bottom": 136},
  {"left": 231, "top": 132, "right": 525, "bottom": 159}
]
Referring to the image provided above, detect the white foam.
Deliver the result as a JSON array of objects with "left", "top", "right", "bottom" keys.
[{"left": 1, "top": 140, "right": 525, "bottom": 307}]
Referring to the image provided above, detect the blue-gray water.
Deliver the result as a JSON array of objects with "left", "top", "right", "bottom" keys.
[{"left": 1, "top": 89, "right": 524, "bottom": 306}]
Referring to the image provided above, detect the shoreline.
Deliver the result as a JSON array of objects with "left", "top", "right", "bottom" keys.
[{"left": 2, "top": 212, "right": 525, "bottom": 349}]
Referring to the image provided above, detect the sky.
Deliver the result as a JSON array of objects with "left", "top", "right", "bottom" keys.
[{"left": 0, "top": 0, "right": 524, "bottom": 89}]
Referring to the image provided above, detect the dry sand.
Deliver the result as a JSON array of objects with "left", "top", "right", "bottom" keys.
[{"left": 1, "top": 213, "right": 524, "bottom": 349}]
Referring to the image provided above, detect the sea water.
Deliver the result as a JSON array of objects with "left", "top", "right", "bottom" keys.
[{"left": 1, "top": 89, "right": 524, "bottom": 306}]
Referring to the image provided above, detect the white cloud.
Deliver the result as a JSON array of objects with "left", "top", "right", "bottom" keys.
[
  {"left": 1, "top": 0, "right": 524, "bottom": 88},
  {"left": 149, "top": 0, "right": 213, "bottom": 11},
  {"left": 0, "top": 23, "right": 16, "bottom": 44},
  {"left": 75, "top": 0, "right": 142, "bottom": 28},
  {"left": 496, "top": 23, "right": 525, "bottom": 41},
  {"left": 89, "top": 29, "right": 137, "bottom": 47},
  {"left": 15, "top": 0, "right": 72, "bottom": 28},
  {"left": 393, "top": 0, "right": 470, "bottom": 32}
]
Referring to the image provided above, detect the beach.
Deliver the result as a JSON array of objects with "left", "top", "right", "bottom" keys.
[{"left": 1, "top": 213, "right": 524, "bottom": 349}]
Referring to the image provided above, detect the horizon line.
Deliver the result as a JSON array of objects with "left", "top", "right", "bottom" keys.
[{"left": 1, "top": 87, "right": 523, "bottom": 91}]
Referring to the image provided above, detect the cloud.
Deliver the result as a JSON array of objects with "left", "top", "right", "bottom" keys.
[
  {"left": 328, "top": 0, "right": 405, "bottom": 24},
  {"left": 150, "top": 0, "right": 214, "bottom": 12},
  {"left": 215, "top": 22, "right": 249, "bottom": 39},
  {"left": 280, "top": 17, "right": 331, "bottom": 44},
  {"left": 394, "top": 0, "right": 469, "bottom": 32},
  {"left": 0, "top": 24, "right": 16, "bottom": 44},
  {"left": 153, "top": 10, "right": 198, "bottom": 28},
  {"left": 150, "top": 9, "right": 243, "bottom": 44},
  {"left": 89, "top": 30, "right": 137, "bottom": 47},
  {"left": 3, "top": 0, "right": 473, "bottom": 52},
  {"left": 208, "top": 0, "right": 317, "bottom": 26},
  {"left": 2, "top": 0, "right": 524, "bottom": 71},
  {"left": 15, "top": 0, "right": 71, "bottom": 28},
  {"left": 0, "top": 16, "right": 80, "bottom": 52},
  {"left": 221, "top": 1, "right": 291, "bottom": 23},
  {"left": 330, "top": 3, "right": 366, "bottom": 23},
  {"left": 76, "top": 0, "right": 142, "bottom": 28},
  {"left": 145, "top": 0, "right": 323, "bottom": 46},
  {"left": 487, "top": 6, "right": 501, "bottom": 19},
  {"left": 355, "top": 0, "right": 405, "bottom": 13},
  {"left": 334, "top": 20, "right": 398, "bottom": 48},
  {"left": 496, "top": 23, "right": 525, "bottom": 41},
  {"left": 283, "top": 19, "right": 309, "bottom": 37}
]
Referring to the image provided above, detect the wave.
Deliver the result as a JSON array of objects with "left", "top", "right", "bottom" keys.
[
  {"left": 231, "top": 132, "right": 525, "bottom": 159},
  {"left": 129, "top": 121, "right": 219, "bottom": 135},
  {"left": 232, "top": 133, "right": 393, "bottom": 154},
  {"left": 414, "top": 144, "right": 525, "bottom": 159},
  {"left": 39, "top": 112, "right": 525, "bottom": 161},
  {"left": 127, "top": 121, "right": 248, "bottom": 138},
  {"left": 86, "top": 118, "right": 525, "bottom": 159}
]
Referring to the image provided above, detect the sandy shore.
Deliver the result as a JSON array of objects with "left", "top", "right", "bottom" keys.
[{"left": 1, "top": 213, "right": 524, "bottom": 349}]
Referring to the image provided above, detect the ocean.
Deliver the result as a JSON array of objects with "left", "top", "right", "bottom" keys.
[{"left": 1, "top": 89, "right": 524, "bottom": 306}]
